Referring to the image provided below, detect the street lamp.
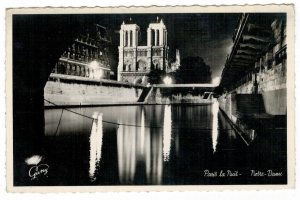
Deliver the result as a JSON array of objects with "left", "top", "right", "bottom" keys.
[
  {"left": 89, "top": 61, "right": 99, "bottom": 70},
  {"left": 88, "top": 61, "right": 103, "bottom": 79},
  {"left": 212, "top": 77, "right": 220, "bottom": 86},
  {"left": 163, "top": 76, "right": 172, "bottom": 85}
]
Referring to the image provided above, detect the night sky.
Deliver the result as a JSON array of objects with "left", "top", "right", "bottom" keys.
[{"left": 73, "top": 13, "right": 241, "bottom": 79}]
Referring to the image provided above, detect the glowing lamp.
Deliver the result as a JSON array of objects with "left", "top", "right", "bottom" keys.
[
  {"left": 163, "top": 76, "right": 172, "bottom": 85},
  {"left": 89, "top": 61, "right": 99, "bottom": 70},
  {"left": 212, "top": 77, "right": 220, "bottom": 85}
]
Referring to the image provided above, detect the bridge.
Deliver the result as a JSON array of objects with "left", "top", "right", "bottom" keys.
[{"left": 219, "top": 13, "right": 284, "bottom": 92}]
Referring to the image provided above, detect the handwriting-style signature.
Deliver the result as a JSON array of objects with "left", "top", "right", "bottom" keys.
[{"left": 28, "top": 164, "right": 49, "bottom": 180}]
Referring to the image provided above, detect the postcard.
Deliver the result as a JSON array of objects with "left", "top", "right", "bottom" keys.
[{"left": 6, "top": 4, "right": 295, "bottom": 192}]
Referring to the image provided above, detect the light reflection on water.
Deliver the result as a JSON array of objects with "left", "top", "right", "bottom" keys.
[
  {"left": 116, "top": 106, "right": 165, "bottom": 184},
  {"left": 117, "top": 122, "right": 137, "bottom": 184},
  {"left": 89, "top": 112, "right": 103, "bottom": 181},
  {"left": 44, "top": 104, "right": 252, "bottom": 185},
  {"left": 163, "top": 105, "right": 172, "bottom": 161},
  {"left": 212, "top": 101, "right": 219, "bottom": 154},
  {"left": 140, "top": 109, "right": 145, "bottom": 156}
]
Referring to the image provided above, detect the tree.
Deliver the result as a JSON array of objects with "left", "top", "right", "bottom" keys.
[
  {"left": 174, "top": 56, "right": 212, "bottom": 83},
  {"left": 147, "top": 69, "right": 166, "bottom": 84}
]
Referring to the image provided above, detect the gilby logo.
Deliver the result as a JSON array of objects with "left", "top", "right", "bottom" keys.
[
  {"left": 25, "top": 155, "right": 49, "bottom": 180},
  {"left": 28, "top": 164, "right": 50, "bottom": 180}
]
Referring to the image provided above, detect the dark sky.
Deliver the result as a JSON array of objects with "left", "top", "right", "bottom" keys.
[{"left": 77, "top": 13, "right": 241, "bottom": 78}]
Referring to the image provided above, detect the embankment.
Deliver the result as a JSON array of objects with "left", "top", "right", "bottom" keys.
[{"left": 44, "top": 74, "right": 143, "bottom": 107}]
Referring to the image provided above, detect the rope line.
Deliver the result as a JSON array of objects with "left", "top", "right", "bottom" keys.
[
  {"left": 44, "top": 99, "right": 233, "bottom": 131},
  {"left": 55, "top": 109, "right": 64, "bottom": 136},
  {"left": 45, "top": 99, "right": 166, "bottom": 128},
  {"left": 45, "top": 99, "right": 95, "bottom": 120}
]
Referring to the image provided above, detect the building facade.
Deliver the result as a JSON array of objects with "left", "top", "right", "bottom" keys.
[
  {"left": 53, "top": 24, "right": 112, "bottom": 80},
  {"left": 117, "top": 18, "right": 169, "bottom": 84},
  {"left": 170, "top": 49, "right": 181, "bottom": 72}
]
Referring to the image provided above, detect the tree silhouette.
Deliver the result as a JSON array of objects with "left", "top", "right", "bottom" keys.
[
  {"left": 147, "top": 69, "right": 166, "bottom": 84},
  {"left": 174, "top": 56, "right": 212, "bottom": 83}
]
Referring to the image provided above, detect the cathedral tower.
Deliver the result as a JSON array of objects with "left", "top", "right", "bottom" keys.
[{"left": 118, "top": 18, "right": 169, "bottom": 84}]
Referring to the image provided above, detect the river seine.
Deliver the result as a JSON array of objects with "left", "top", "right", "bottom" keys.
[{"left": 43, "top": 103, "right": 286, "bottom": 185}]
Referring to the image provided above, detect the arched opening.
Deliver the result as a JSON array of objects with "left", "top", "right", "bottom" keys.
[
  {"left": 58, "top": 62, "right": 66, "bottom": 74},
  {"left": 153, "top": 60, "right": 160, "bottom": 70},
  {"left": 76, "top": 65, "right": 81, "bottom": 76},
  {"left": 86, "top": 68, "right": 90, "bottom": 77},
  {"left": 135, "top": 77, "right": 143, "bottom": 84},
  {"left": 81, "top": 66, "right": 85, "bottom": 76},
  {"left": 129, "top": 30, "right": 133, "bottom": 47},
  {"left": 125, "top": 31, "right": 128, "bottom": 46},
  {"left": 12, "top": 15, "right": 107, "bottom": 185},
  {"left": 71, "top": 65, "right": 76, "bottom": 75},
  {"left": 151, "top": 29, "right": 155, "bottom": 46},
  {"left": 156, "top": 29, "right": 160, "bottom": 46},
  {"left": 137, "top": 60, "right": 147, "bottom": 71},
  {"left": 66, "top": 64, "right": 70, "bottom": 75},
  {"left": 127, "top": 64, "right": 131, "bottom": 71}
]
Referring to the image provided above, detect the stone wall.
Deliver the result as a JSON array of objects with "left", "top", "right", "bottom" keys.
[
  {"left": 146, "top": 88, "right": 215, "bottom": 104},
  {"left": 232, "top": 62, "right": 287, "bottom": 115},
  {"left": 258, "top": 62, "right": 286, "bottom": 93},
  {"left": 44, "top": 80, "right": 142, "bottom": 106},
  {"left": 262, "top": 88, "right": 286, "bottom": 115},
  {"left": 218, "top": 93, "right": 237, "bottom": 123}
]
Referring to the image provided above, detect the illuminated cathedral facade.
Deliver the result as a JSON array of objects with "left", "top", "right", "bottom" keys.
[{"left": 117, "top": 18, "right": 169, "bottom": 84}]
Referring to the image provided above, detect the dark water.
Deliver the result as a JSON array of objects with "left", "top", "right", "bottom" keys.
[{"left": 42, "top": 103, "right": 287, "bottom": 185}]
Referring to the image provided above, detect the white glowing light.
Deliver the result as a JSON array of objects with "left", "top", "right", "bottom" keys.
[
  {"left": 212, "top": 101, "right": 219, "bottom": 154},
  {"left": 88, "top": 61, "right": 104, "bottom": 79},
  {"left": 25, "top": 155, "right": 43, "bottom": 165},
  {"left": 163, "top": 76, "right": 172, "bottom": 85},
  {"left": 212, "top": 77, "right": 220, "bottom": 85},
  {"left": 89, "top": 61, "right": 99, "bottom": 70},
  {"left": 140, "top": 109, "right": 145, "bottom": 155},
  {"left": 117, "top": 120, "right": 137, "bottom": 184},
  {"left": 89, "top": 112, "right": 104, "bottom": 181},
  {"left": 163, "top": 105, "right": 172, "bottom": 161},
  {"left": 97, "top": 69, "right": 104, "bottom": 78}
]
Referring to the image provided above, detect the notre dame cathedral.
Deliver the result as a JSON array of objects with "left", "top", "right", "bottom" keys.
[{"left": 117, "top": 18, "right": 170, "bottom": 84}]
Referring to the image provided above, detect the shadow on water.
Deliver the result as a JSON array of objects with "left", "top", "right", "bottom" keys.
[{"left": 41, "top": 103, "right": 287, "bottom": 185}]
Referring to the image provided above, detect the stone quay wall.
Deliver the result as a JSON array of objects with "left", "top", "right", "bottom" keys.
[{"left": 44, "top": 75, "right": 143, "bottom": 107}]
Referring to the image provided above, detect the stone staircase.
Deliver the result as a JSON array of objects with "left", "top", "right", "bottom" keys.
[{"left": 137, "top": 87, "right": 152, "bottom": 102}]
